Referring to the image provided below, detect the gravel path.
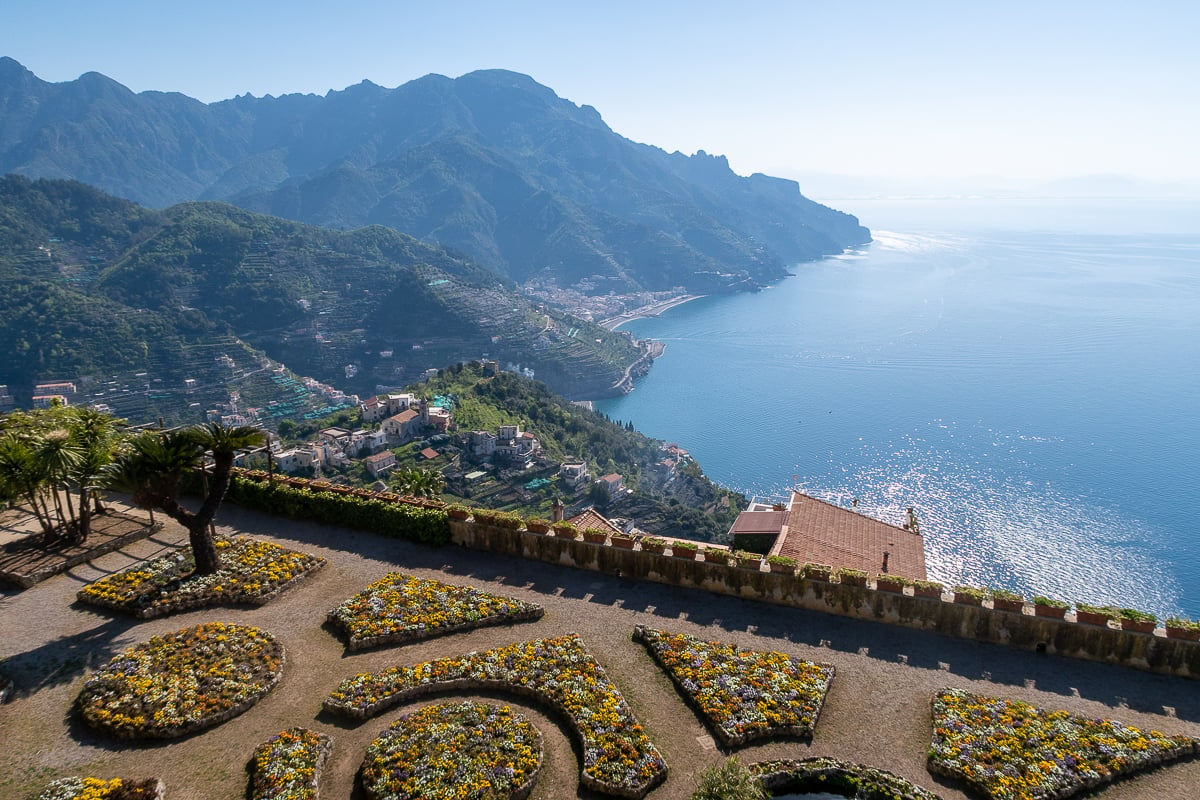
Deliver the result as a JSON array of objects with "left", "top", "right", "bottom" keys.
[{"left": 1, "top": 505, "right": 1198, "bottom": 800}]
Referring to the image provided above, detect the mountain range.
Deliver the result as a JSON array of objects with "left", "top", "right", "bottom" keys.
[
  {"left": 0, "top": 57, "right": 869, "bottom": 296},
  {"left": 0, "top": 176, "right": 645, "bottom": 417}
]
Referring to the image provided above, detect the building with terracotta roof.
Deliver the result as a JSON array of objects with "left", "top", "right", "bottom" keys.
[{"left": 729, "top": 490, "right": 927, "bottom": 581}]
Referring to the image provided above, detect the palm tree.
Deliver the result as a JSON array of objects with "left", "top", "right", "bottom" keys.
[
  {"left": 0, "top": 435, "right": 57, "bottom": 535},
  {"left": 108, "top": 422, "right": 264, "bottom": 575}
]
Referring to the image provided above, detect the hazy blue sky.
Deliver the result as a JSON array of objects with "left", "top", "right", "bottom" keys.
[{"left": 5, "top": 1, "right": 1198, "bottom": 194}]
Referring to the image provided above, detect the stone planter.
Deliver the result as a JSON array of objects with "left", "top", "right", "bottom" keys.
[
  {"left": 1165, "top": 625, "right": 1200, "bottom": 641},
  {"left": 703, "top": 551, "right": 729, "bottom": 564},
  {"left": 640, "top": 543, "right": 666, "bottom": 555},
  {"left": 671, "top": 547, "right": 699, "bottom": 560},
  {"left": 737, "top": 557, "right": 763, "bottom": 570},
  {"left": 769, "top": 561, "right": 797, "bottom": 575},
  {"left": 610, "top": 536, "right": 635, "bottom": 549},
  {"left": 1075, "top": 610, "right": 1113, "bottom": 626},
  {"left": 801, "top": 566, "right": 831, "bottom": 582},
  {"left": 837, "top": 573, "right": 867, "bottom": 588},
  {"left": 1034, "top": 604, "right": 1068, "bottom": 619},
  {"left": 953, "top": 591, "right": 983, "bottom": 606},
  {"left": 447, "top": 509, "right": 470, "bottom": 521},
  {"left": 526, "top": 523, "right": 550, "bottom": 534},
  {"left": 583, "top": 532, "right": 608, "bottom": 544},
  {"left": 1120, "top": 618, "right": 1156, "bottom": 634},
  {"left": 874, "top": 578, "right": 905, "bottom": 593},
  {"left": 991, "top": 598, "right": 1025, "bottom": 613},
  {"left": 912, "top": 584, "right": 944, "bottom": 599}
]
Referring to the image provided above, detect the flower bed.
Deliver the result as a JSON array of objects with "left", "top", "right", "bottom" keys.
[
  {"left": 249, "top": 727, "right": 331, "bottom": 800},
  {"left": 928, "top": 688, "right": 1199, "bottom": 800},
  {"left": 77, "top": 622, "right": 284, "bottom": 739},
  {"left": 327, "top": 572, "right": 544, "bottom": 651},
  {"left": 325, "top": 633, "right": 668, "bottom": 798},
  {"left": 77, "top": 537, "right": 326, "bottom": 618},
  {"left": 633, "top": 626, "right": 834, "bottom": 747},
  {"left": 36, "top": 777, "right": 163, "bottom": 800},
  {"left": 361, "top": 701, "right": 542, "bottom": 800},
  {"left": 751, "top": 757, "right": 943, "bottom": 800}
]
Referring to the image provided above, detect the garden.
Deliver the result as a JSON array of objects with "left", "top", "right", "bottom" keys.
[
  {"left": 326, "top": 572, "right": 544, "bottom": 650},
  {"left": 76, "top": 537, "right": 326, "bottom": 618},
  {"left": 634, "top": 626, "right": 834, "bottom": 747}
]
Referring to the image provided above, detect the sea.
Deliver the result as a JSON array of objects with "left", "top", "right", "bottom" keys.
[{"left": 595, "top": 197, "right": 1200, "bottom": 619}]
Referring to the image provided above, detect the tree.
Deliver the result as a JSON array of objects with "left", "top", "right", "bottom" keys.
[
  {"left": 108, "top": 422, "right": 264, "bottom": 575},
  {"left": 0, "top": 406, "right": 124, "bottom": 541}
]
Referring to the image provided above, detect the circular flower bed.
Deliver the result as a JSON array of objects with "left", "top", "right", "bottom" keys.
[
  {"left": 361, "top": 701, "right": 542, "bottom": 800},
  {"left": 751, "top": 757, "right": 943, "bottom": 800},
  {"left": 36, "top": 777, "right": 163, "bottom": 800},
  {"left": 77, "top": 537, "right": 326, "bottom": 618},
  {"left": 325, "top": 633, "right": 668, "bottom": 798},
  {"left": 929, "top": 688, "right": 1199, "bottom": 800},
  {"left": 634, "top": 626, "right": 834, "bottom": 746},
  {"left": 249, "top": 727, "right": 332, "bottom": 800},
  {"left": 77, "top": 622, "right": 284, "bottom": 739},
  {"left": 327, "top": 572, "right": 543, "bottom": 651}
]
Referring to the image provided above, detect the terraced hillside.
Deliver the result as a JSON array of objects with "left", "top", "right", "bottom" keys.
[{"left": 0, "top": 177, "right": 647, "bottom": 422}]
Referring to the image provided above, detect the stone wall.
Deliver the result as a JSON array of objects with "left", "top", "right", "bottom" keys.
[{"left": 450, "top": 520, "right": 1200, "bottom": 679}]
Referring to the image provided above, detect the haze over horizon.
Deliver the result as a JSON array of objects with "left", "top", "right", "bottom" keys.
[{"left": 4, "top": 1, "right": 1199, "bottom": 200}]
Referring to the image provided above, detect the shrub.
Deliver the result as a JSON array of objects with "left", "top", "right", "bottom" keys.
[
  {"left": 1032, "top": 595, "right": 1069, "bottom": 609},
  {"left": 1166, "top": 616, "right": 1200, "bottom": 630},
  {"left": 1114, "top": 607, "right": 1156, "bottom": 624},
  {"left": 988, "top": 588, "right": 1024, "bottom": 603},
  {"left": 672, "top": 540, "right": 699, "bottom": 550},
  {"left": 766, "top": 555, "right": 796, "bottom": 567},
  {"left": 691, "top": 756, "right": 767, "bottom": 800}
]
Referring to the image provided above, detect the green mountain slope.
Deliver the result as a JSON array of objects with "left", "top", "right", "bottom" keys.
[
  {"left": 0, "top": 177, "right": 648, "bottom": 421},
  {"left": 0, "top": 58, "right": 870, "bottom": 297},
  {"left": 413, "top": 362, "right": 745, "bottom": 542}
]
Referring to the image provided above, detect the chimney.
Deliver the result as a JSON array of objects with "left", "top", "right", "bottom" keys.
[
  {"left": 882, "top": 550, "right": 890, "bottom": 573},
  {"left": 552, "top": 498, "right": 564, "bottom": 523}
]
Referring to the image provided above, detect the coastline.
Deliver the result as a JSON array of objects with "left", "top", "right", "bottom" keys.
[{"left": 599, "top": 293, "right": 705, "bottom": 331}]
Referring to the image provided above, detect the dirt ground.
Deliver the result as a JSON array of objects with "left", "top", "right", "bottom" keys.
[{"left": 1, "top": 505, "right": 1198, "bottom": 800}]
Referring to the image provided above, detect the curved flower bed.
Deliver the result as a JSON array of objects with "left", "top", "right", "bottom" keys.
[
  {"left": 634, "top": 626, "right": 834, "bottom": 746},
  {"left": 77, "top": 537, "right": 326, "bottom": 618},
  {"left": 361, "top": 701, "right": 542, "bottom": 800},
  {"left": 929, "top": 688, "right": 1199, "bottom": 800},
  {"left": 325, "top": 633, "right": 668, "bottom": 798},
  {"left": 77, "top": 622, "right": 284, "bottom": 739},
  {"left": 36, "top": 777, "right": 164, "bottom": 800},
  {"left": 327, "top": 572, "right": 544, "bottom": 651},
  {"left": 751, "top": 757, "right": 944, "bottom": 800},
  {"left": 250, "top": 727, "right": 332, "bottom": 800}
]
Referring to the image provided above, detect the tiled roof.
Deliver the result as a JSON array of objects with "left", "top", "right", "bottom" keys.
[
  {"left": 567, "top": 508, "right": 622, "bottom": 536},
  {"left": 730, "top": 510, "right": 787, "bottom": 536},
  {"left": 775, "top": 492, "right": 926, "bottom": 580},
  {"left": 420, "top": 448, "right": 439, "bottom": 459},
  {"left": 388, "top": 409, "right": 420, "bottom": 423}
]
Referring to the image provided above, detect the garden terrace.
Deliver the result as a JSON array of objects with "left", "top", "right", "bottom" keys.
[{"left": 2, "top": 504, "right": 1199, "bottom": 799}]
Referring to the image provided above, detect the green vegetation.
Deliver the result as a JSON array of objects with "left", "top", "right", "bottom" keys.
[
  {"left": 412, "top": 363, "right": 744, "bottom": 542},
  {"left": 0, "top": 405, "right": 125, "bottom": 541},
  {"left": 691, "top": 757, "right": 767, "bottom": 800},
  {"left": 107, "top": 422, "right": 264, "bottom": 574},
  {"left": 0, "top": 176, "right": 647, "bottom": 425}
]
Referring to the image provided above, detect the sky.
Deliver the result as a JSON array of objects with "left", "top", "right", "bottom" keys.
[{"left": 4, "top": 1, "right": 1199, "bottom": 196}]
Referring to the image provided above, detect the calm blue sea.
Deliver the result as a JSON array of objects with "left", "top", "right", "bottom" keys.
[{"left": 596, "top": 198, "right": 1200, "bottom": 618}]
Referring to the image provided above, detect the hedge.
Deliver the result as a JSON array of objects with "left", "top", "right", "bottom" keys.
[{"left": 225, "top": 476, "right": 450, "bottom": 546}]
